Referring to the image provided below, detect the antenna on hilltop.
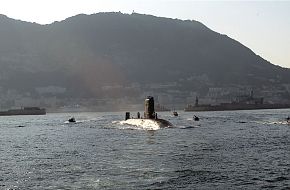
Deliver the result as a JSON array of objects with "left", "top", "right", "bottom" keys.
[{"left": 132, "top": 10, "right": 135, "bottom": 14}]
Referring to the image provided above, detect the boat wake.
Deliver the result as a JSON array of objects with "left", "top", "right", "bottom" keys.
[
  {"left": 178, "top": 125, "right": 200, "bottom": 129},
  {"left": 255, "top": 120, "right": 290, "bottom": 125},
  {"left": 64, "top": 120, "right": 83, "bottom": 124}
]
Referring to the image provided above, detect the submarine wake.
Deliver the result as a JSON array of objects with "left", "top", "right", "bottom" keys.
[{"left": 120, "top": 118, "right": 173, "bottom": 130}]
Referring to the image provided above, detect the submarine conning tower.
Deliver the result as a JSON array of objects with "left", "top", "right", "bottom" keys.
[{"left": 145, "top": 96, "right": 155, "bottom": 119}]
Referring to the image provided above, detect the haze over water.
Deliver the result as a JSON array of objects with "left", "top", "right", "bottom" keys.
[{"left": 1, "top": 109, "right": 289, "bottom": 189}]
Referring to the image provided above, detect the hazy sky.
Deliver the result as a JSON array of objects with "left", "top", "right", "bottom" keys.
[{"left": 1, "top": 0, "right": 290, "bottom": 68}]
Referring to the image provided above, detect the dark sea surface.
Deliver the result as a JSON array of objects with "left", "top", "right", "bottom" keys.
[{"left": 0, "top": 109, "right": 289, "bottom": 190}]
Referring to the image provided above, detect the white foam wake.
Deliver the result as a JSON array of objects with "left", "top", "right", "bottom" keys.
[{"left": 120, "top": 119, "right": 162, "bottom": 130}]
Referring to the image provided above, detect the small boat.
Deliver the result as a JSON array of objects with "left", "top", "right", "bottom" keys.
[
  {"left": 193, "top": 115, "right": 199, "bottom": 121},
  {"left": 173, "top": 111, "right": 178, "bottom": 116},
  {"left": 287, "top": 116, "right": 290, "bottom": 124},
  {"left": 68, "top": 117, "right": 76, "bottom": 123}
]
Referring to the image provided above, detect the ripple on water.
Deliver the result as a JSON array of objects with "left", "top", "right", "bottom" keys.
[{"left": 0, "top": 110, "right": 289, "bottom": 189}]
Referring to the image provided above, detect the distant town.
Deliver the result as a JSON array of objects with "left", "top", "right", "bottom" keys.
[{"left": 1, "top": 81, "right": 290, "bottom": 112}]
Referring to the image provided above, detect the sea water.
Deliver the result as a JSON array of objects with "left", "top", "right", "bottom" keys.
[{"left": 0, "top": 109, "right": 289, "bottom": 189}]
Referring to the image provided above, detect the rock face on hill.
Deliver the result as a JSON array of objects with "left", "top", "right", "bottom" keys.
[{"left": 0, "top": 12, "right": 289, "bottom": 109}]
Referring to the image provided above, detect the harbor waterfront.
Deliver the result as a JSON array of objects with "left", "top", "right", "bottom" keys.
[
  {"left": 0, "top": 107, "right": 46, "bottom": 116},
  {"left": 0, "top": 109, "right": 289, "bottom": 189}
]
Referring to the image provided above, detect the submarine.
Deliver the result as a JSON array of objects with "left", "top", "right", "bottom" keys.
[{"left": 120, "top": 96, "right": 173, "bottom": 129}]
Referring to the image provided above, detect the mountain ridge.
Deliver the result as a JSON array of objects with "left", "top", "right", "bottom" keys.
[{"left": 0, "top": 12, "right": 289, "bottom": 107}]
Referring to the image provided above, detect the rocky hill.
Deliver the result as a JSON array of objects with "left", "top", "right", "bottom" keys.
[{"left": 0, "top": 12, "right": 289, "bottom": 104}]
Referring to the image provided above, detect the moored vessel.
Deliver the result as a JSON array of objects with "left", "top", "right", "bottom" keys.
[
  {"left": 185, "top": 95, "right": 290, "bottom": 112},
  {"left": 0, "top": 107, "right": 46, "bottom": 116}
]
